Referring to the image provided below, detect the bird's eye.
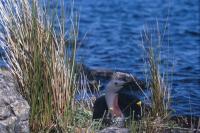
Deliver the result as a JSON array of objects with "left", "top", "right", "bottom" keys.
[{"left": 114, "top": 82, "right": 118, "bottom": 85}]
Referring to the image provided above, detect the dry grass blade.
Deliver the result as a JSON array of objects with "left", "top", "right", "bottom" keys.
[{"left": 0, "top": 0, "right": 83, "bottom": 132}]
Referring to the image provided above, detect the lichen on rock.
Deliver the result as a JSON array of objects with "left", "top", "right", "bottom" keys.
[{"left": 0, "top": 70, "right": 30, "bottom": 133}]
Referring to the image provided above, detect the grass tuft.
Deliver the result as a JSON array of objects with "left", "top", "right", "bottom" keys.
[
  {"left": 130, "top": 23, "right": 171, "bottom": 132},
  {"left": 141, "top": 24, "right": 170, "bottom": 119},
  {"left": 0, "top": 0, "right": 93, "bottom": 132}
]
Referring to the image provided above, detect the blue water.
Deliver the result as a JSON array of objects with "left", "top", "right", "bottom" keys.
[
  {"left": 76, "top": 0, "right": 200, "bottom": 116},
  {"left": 0, "top": 0, "right": 199, "bottom": 116}
]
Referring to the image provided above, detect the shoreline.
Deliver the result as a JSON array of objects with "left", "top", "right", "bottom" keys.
[{"left": 0, "top": 68, "right": 199, "bottom": 132}]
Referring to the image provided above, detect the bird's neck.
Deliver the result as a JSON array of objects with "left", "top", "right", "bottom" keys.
[
  {"left": 105, "top": 92, "right": 123, "bottom": 118},
  {"left": 112, "top": 95, "right": 124, "bottom": 117}
]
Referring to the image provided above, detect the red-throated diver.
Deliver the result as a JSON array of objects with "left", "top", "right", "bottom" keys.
[{"left": 92, "top": 79, "right": 144, "bottom": 125}]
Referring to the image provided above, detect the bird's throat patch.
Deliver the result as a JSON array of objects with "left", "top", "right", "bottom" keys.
[{"left": 113, "top": 95, "right": 123, "bottom": 117}]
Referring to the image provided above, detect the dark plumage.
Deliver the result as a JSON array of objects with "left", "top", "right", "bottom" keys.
[
  {"left": 92, "top": 77, "right": 150, "bottom": 127},
  {"left": 93, "top": 93, "right": 143, "bottom": 120}
]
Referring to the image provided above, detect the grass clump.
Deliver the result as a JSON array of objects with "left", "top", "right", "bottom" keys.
[
  {"left": 128, "top": 23, "right": 171, "bottom": 132},
  {"left": 138, "top": 23, "right": 171, "bottom": 132},
  {"left": 142, "top": 25, "right": 170, "bottom": 118},
  {"left": 0, "top": 0, "right": 93, "bottom": 132}
]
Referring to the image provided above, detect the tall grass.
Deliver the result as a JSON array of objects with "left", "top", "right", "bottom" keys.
[
  {"left": 142, "top": 25, "right": 170, "bottom": 118},
  {"left": 0, "top": 0, "right": 84, "bottom": 132},
  {"left": 134, "top": 23, "right": 171, "bottom": 132},
  {"left": 128, "top": 23, "right": 171, "bottom": 132}
]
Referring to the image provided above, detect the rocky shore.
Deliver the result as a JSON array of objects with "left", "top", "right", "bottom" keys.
[
  {"left": 0, "top": 67, "right": 199, "bottom": 133},
  {"left": 0, "top": 69, "right": 29, "bottom": 133}
]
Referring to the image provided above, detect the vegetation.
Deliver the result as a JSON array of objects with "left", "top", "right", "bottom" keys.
[
  {"left": 128, "top": 24, "right": 199, "bottom": 132},
  {"left": 125, "top": 24, "right": 172, "bottom": 132},
  {"left": 142, "top": 24, "right": 170, "bottom": 118},
  {"left": 0, "top": 0, "right": 94, "bottom": 132},
  {"left": 0, "top": 0, "right": 198, "bottom": 133}
]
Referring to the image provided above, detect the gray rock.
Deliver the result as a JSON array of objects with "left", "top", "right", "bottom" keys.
[
  {"left": 15, "top": 120, "right": 29, "bottom": 133},
  {"left": 0, "top": 70, "right": 30, "bottom": 133},
  {"left": 0, "top": 106, "right": 11, "bottom": 120},
  {"left": 10, "top": 100, "right": 29, "bottom": 121},
  {"left": 0, "top": 123, "right": 8, "bottom": 133},
  {"left": 98, "top": 126, "right": 130, "bottom": 133}
]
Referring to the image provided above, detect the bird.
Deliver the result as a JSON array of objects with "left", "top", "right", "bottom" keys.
[{"left": 92, "top": 79, "right": 145, "bottom": 124}]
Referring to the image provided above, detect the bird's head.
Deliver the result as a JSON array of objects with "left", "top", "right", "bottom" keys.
[{"left": 106, "top": 80, "right": 126, "bottom": 94}]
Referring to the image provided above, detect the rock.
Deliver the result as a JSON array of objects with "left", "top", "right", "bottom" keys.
[
  {"left": 98, "top": 126, "right": 129, "bottom": 133},
  {"left": 0, "top": 106, "right": 11, "bottom": 120},
  {"left": 0, "top": 123, "right": 8, "bottom": 133},
  {"left": 0, "top": 69, "right": 30, "bottom": 133},
  {"left": 77, "top": 64, "right": 147, "bottom": 92}
]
